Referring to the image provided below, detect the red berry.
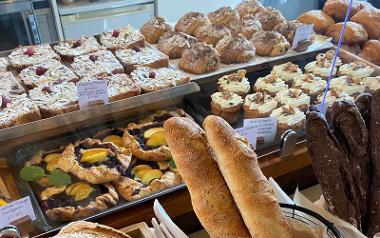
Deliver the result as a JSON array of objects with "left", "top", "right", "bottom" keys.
[
  {"left": 35, "top": 66, "right": 47, "bottom": 76},
  {"left": 89, "top": 54, "right": 98, "bottom": 62},
  {"left": 132, "top": 46, "right": 140, "bottom": 52},
  {"left": 42, "top": 86, "right": 52, "bottom": 93},
  {"left": 148, "top": 71, "right": 156, "bottom": 78},
  {"left": 112, "top": 29, "right": 120, "bottom": 37},
  {"left": 24, "top": 47, "right": 35, "bottom": 57},
  {"left": 72, "top": 40, "right": 82, "bottom": 48},
  {"left": 1, "top": 96, "right": 11, "bottom": 108}
]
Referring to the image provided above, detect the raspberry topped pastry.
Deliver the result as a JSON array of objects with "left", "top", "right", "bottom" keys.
[
  {"left": 158, "top": 31, "right": 198, "bottom": 59},
  {"left": 9, "top": 44, "right": 60, "bottom": 70},
  {"left": 244, "top": 92, "right": 278, "bottom": 118},
  {"left": 338, "top": 62, "right": 375, "bottom": 79},
  {"left": 100, "top": 25, "right": 146, "bottom": 51},
  {"left": 236, "top": 0, "right": 264, "bottom": 18},
  {"left": 255, "top": 7, "right": 285, "bottom": 31},
  {"left": 251, "top": 31, "right": 290, "bottom": 56},
  {"left": 195, "top": 24, "right": 231, "bottom": 47},
  {"left": 19, "top": 59, "right": 79, "bottom": 89},
  {"left": 292, "top": 74, "right": 327, "bottom": 98},
  {"left": 211, "top": 91, "right": 243, "bottom": 124},
  {"left": 207, "top": 7, "right": 240, "bottom": 26},
  {"left": 179, "top": 42, "right": 220, "bottom": 74},
  {"left": 271, "top": 62, "right": 303, "bottom": 85},
  {"left": 175, "top": 12, "right": 210, "bottom": 36},
  {"left": 140, "top": 16, "right": 173, "bottom": 44},
  {"left": 217, "top": 69, "right": 250, "bottom": 97},
  {"left": 0, "top": 57, "right": 9, "bottom": 72},
  {"left": 275, "top": 88, "right": 311, "bottom": 111},
  {"left": 215, "top": 34, "right": 256, "bottom": 64},
  {"left": 253, "top": 74, "right": 288, "bottom": 96},
  {"left": 53, "top": 36, "right": 102, "bottom": 62}
]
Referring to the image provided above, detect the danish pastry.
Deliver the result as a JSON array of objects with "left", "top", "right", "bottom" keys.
[
  {"left": 195, "top": 24, "right": 231, "bottom": 47},
  {"left": 325, "top": 22, "right": 368, "bottom": 44},
  {"left": 140, "top": 16, "right": 173, "bottom": 44},
  {"left": 351, "top": 7, "right": 380, "bottom": 40},
  {"left": 359, "top": 40, "right": 380, "bottom": 65},
  {"left": 297, "top": 10, "right": 335, "bottom": 34},
  {"left": 228, "top": 16, "right": 262, "bottom": 39},
  {"left": 274, "top": 21, "right": 305, "bottom": 44},
  {"left": 251, "top": 31, "right": 290, "bottom": 57},
  {"left": 323, "top": 0, "right": 363, "bottom": 21},
  {"left": 157, "top": 31, "right": 198, "bottom": 59},
  {"left": 215, "top": 34, "right": 255, "bottom": 64},
  {"left": 235, "top": 0, "right": 264, "bottom": 18},
  {"left": 175, "top": 12, "right": 210, "bottom": 36},
  {"left": 179, "top": 42, "right": 220, "bottom": 74},
  {"left": 255, "top": 7, "right": 285, "bottom": 31},
  {"left": 207, "top": 6, "right": 239, "bottom": 26}
]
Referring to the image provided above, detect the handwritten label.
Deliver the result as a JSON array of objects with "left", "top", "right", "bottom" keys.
[
  {"left": 292, "top": 24, "right": 314, "bottom": 49},
  {"left": 77, "top": 81, "right": 109, "bottom": 109},
  {"left": 235, "top": 126, "right": 258, "bottom": 149},
  {"left": 243, "top": 117, "right": 278, "bottom": 142},
  {"left": 0, "top": 197, "right": 36, "bottom": 228}
]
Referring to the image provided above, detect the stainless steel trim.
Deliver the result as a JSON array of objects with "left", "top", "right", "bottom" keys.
[
  {"left": 27, "top": 13, "right": 41, "bottom": 44},
  {"left": 0, "top": 1, "right": 32, "bottom": 15}
]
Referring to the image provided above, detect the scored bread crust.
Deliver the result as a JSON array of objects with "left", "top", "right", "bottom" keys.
[
  {"left": 54, "top": 221, "right": 131, "bottom": 238},
  {"left": 203, "top": 115, "right": 292, "bottom": 238},
  {"left": 163, "top": 117, "right": 250, "bottom": 238}
]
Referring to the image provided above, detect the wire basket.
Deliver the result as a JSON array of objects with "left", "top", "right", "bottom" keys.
[{"left": 280, "top": 203, "right": 344, "bottom": 238}]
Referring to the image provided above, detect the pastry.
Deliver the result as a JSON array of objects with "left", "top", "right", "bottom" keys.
[
  {"left": 317, "top": 90, "right": 354, "bottom": 108},
  {"left": 329, "top": 76, "right": 365, "bottom": 97},
  {"left": 362, "top": 76, "right": 380, "bottom": 94},
  {"left": 351, "top": 6, "right": 380, "bottom": 40},
  {"left": 287, "top": 219, "right": 324, "bottom": 238},
  {"left": 19, "top": 59, "right": 79, "bottom": 89},
  {"left": 304, "top": 51, "right": 342, "bottom": 79},
  {"left": 255, "top": 7, "right": 285, "bottom": 31},
  {"left": 338, "top": 62, "right": 374, "bottom": 78},
  {"left": 211, "top": 91, "right": 243, "bottom": 124},
  {"left": 195, "top": 24, "right": 231, "bottom": 47},
  {"left": 131, "top": 67, "right": 190, "bottom": 93},
  {"left": 29, "top": 82, "right": 79, "bottom": 118},
  {"left": 93, "top": 128, "right": 126, "bottom": 148},
  {"left": 253, "top": 74, "right": 288, "bottom": 97},
  {"left": 123, "top": 122, "right": 172, "bottom": 161},
  {"left": 323, "top": 0, "right": 363, "bottom": 21},
  {"left": 203, "top": 115, "right": 293, "bottom": 238},
  {"left": 275, "top": 88, "right": 311, "bottom": 111},
  {"left": 58, "top": 138, "right": 131, "bottom": 184},
  {"left": 273, "top": 21, "right": 305, "bottom": 44},
  {"left": 325, "top": 22, "right": 368, "bottom": 44},
  {"left": 292, "top": 74, "right": 327, "bottom": 98},
  {"left": 71, "top": 50, "right": 123, "bottom": 78},
  {"left": 157, "top": 31, "right": 198, "bottom": 59},
  {"left": 271, "top": 62, "right": 303, "bottom": 85},
  {"left": 140, "top": 16, "right": 173, "bottom": 44},
  {"left": 244, "top": 92, "right": 278, "bottom": 118},
  {"left": 359, "top": 40, "right": 380, "bottom": 65},
  {"left": 235, "top": 0, "right": 264, "bottom": 18},
  {"left": 297, "top": 10, "right": 335, "bottom": 34},
  {"left": 207, "top": 6, "right": 239, "bottom": 26},
  {"left": 114, "top": 47, "right": 169, "bottom": 74},
  {"left": 217, "top": 69, "right": 250, "bottom": 97},
  {"left": 341, "top": 44, "right": 362, "bottom": 55},
  {"left": 0, "top": 57, "right": 9, "bottom": 72},
  {"left": 316, "top": 49, "right": 343, "bottom": 66},
  {"left": 251, "top": 31, "right": 290, "bottom": 57},
  {"left": 175, "top": 12, "right": 210, "bottom": 36},
  {"left": 179, "top": 42, "right": 219, "bottom": 74},
  {"left": 52, "top": 221, "right": 131, "bottom": 238},
  {"left": 9, "top": 44, "right": 60, "bottom": 71},
  {"left": 215, "top": 34, "right": 256, "bottom": 64},
  {"left": 139, "top": 108, "right": 192, "bottom": 124},
  {"left": 227, "top": 16, "right": 262, "bottom": 39},
  {"left": 80, "top": 73, "right": 141, "bottom": 102},
  {"left": 53, "top": 36, "right": 103, "bottom": 62},
  {"left": 355, "top": 92, "right": 371, "bottom": 130},
  {"left": 99, "top": 25, "right": 145, "bottom": 51},
  {"left": 270, "top": 105, "right": 305, "bottom": 136},
  {"left": 163, "top": 117, "right": 250, "bottom": 237},
  {"left": 0, "top": 71, "right": 25, "bottom": 95}
]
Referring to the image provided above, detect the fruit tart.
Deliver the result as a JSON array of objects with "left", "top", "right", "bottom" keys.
[
  {"left": 93, "top": 128, "right": 126, "bottom": 148},
  {"left": 99, "top": 25, "right": 146, "bottom": 51},
  {"left": 139, "top": 108, "right": 193, "bottom": 124},
  {"left": 123, "top": 122, "right": 172, "bottom": 161},
  {"left": 58, "top": 138, "right": 131, "bottom": 184},
  {"left": 53, "top": 36, "right": 103, "bottom": 62},
  {"left": 0, "top": 57, "right": 9, "bottom": 72},
  {"left": 157, "top": 31, "right": 198, "bottom": 59},
  {"left": 215, "top": 34, "right": 256, "bottom": 64},
  {"left": 140, "top": 16, "right": 173, "bottom": 44},
  {"left": 175, "top": 12, "right": 210, "bottom": 36},
  {"left": 179, "top": 42, "right": 220, "bottom": 74}
]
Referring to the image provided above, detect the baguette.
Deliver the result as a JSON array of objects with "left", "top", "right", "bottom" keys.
[
  {"left": 53, "top": 221, "right": 131, "bottom": 238},
  {"left": 163, "top": 117, "right": 250, "bottom": 238},
  {"left": 203, "top": 115, "right": 292, "bottom": 238}
]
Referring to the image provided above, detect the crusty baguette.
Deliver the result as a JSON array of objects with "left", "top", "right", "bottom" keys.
[
  {"left": 53, "top": 221, "right": 131, "bottom": 238},
  {"left": 287, "top": 219, "right": 323, "bottom": 238},
  {"left": 163, "top": 117, "right": 250, "bottom": 238},
  {"left": 203, "top": 115, "right": 292, "bottom": 238}
]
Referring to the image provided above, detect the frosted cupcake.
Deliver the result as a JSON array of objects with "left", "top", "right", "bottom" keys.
[
  {"left": 329, "top": 76, "right": 365, "bottom": 97},
  {"left": 270, "top": 105, "right": 306, "bottom": 137},
  {"left": 211, "top": 91, "right": 243, "bottom": 123},
  {"left": 275, "top": 88, "right": 311, "bottom": 111},
  {"left": 292, "top": 74, "right": 327, "bottom": 98},
  {"left": 253, "top": 74, "right": 288, "bottom": 97},
  {"left": 243, "top": 92, "right": 277, "bottom": 118},
  {"left": 362, "top": 76, "right": 380, "bottom": 93},
  {"left": 271, "top": 62, "right": 303, "bottom": 85},
  {"left": 218, "top": 69, "right": 250, "bottom": 97},
  {"left": 338, "top": 62, "right": 374, "bottom": 79}
]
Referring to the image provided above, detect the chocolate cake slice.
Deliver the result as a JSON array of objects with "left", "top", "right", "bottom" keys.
[{"left": 355, "top": 93, "right": 372, "bottom": 131}]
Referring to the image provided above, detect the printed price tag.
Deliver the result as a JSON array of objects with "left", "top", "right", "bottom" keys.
[
  {"left": 243, "top": 117, "right": 278, "bottom": 142},
  {"left": 235, "top": 126, "right": 258, "bottom": 149},
  {"left": 77, "top": 80, "right": 109, "bottom": 109},
  {"left": 292, "top": 24, "right": 314, "bottom": 49},
  {"left": 0, "top": 196, "right": 36, "bottom": 228}
]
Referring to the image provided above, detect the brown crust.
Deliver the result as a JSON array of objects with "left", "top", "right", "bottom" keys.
[
  {"left": 236, "top": 0, "right": 264, "bottom": 18},
  {"left": 207, "top": 6, "right": 240, "bottom": 26},
  {"left": 54, "top": 221, "right": 130, "bottom": 238},
  {"left": 140, "top": 16, "right": 173, "bottom": 44},
  {"left": 215, "top": 34, "right": 256, "bottom": 64},
  {"left": 323, "top": 0, "right": 363, "bottom": 21},
  {"left": 203, "top": 115, "right": 292, "bottom": 238},
  {"left": 10, "top": 46, "right": 61, "bottom": 71},
  {"left": 251, "top": 31, "right": 290, "bottom": 57},
  {"left": 243, "top": 104, "right": 271, "bottom": 118},
  {"left": 118, "top": 56, "right": 169, "bottom": 75},
  {"left": 195, "top": 24, "right": 231, "bottom": 47},
  {"left": 58, "top": 138, "right": 131, "bottom": 184},
  {"left": 325, "top": 22, "right": 368, "bottom": 44},
  {"left": 352, "top": 7, "right": 380, "bottom": 40},
  {"left": 163, "top": 117, "right": 250, "bottom": 237},
  {"left": 359, "top": 40, "right": 380, "bottom": 65},
  {"left": 210, "top": 101, "right": 241, "bottom": 124},
  {"left": 174, "top": 12, "right": 210, "bottom": 36},
  {"left": 179, "top": 42, "right": 220, "bottom": 74},
  {"left": 255, "top": 7, "right": 285, "bottom": 31},
  {"left": 39, "top": 103, "right": 79, "bottom": 118},
  {"left": 139, "top": 108, "right": 193, "bottom": 124},
  {"left": 157, "top": 31, "right": 198, "bottom": 59},
  {"left": 297, "top": 10, "right": 335, "bottom": 34}
]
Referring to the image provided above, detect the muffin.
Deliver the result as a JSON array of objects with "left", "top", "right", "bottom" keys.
[
  {"left": 316, "top": 90, "right": 355, "bottom": 121},
  {"left": 270, "top": 105, "right": 306, "bottom": 137},
  {"left": 244, "top": 92, "right": 277, "bottom": 118},
  {"left": 217, "top": 70, "right": 250, "bottom": 97},
  {"left": 329, "top": 76, "right": 365, "bottom": 97},
  {"left": 304, "top": 57, "right": 338, "bottom": 79},
  {"left": 253, "top": 74, "right": 288, "bottom": 97},
  {"left": 275, "top": 88, "right": 311, "bottom": 111},
  {"left": 292, "top": 74, "right": 327, "bottom": 98},
  {"left": 338, "top": 62, "right": 374, "bottom": 79},
  {"left": 211, "top": 91, "right": 243, "bottom": 124},
  {"left": 271, "top": 62, "right": 303, "bottom": 85},
  {"left": 255, "top": 7, "right": 285, "bottom": 31}
]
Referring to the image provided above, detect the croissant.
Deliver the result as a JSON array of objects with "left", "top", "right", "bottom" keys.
[
  {"left": 140, "top": 17, "right": 172, "bottom": 44},
  {"left": 274, "top": 21, "right": 305, "bottom": 44},
  {"left": 228, "top": 15, "right": 262, "bottom": 39},
  {"left": 207, "top": 6, "right": 239, "bottom": 26},
  {"left": 251, "top": 31, "right": 290, "bottom": 57},
  {"left": 235, "top": 0, "right": 264, "bottom": 18},
  {"left": 359, "top": 40, "right": 380, "bottom": 65},
  {"left": 215, "top": 34, "right": 256, "bottom": 64},
  {"left": 323, "top": 0, "right": 362, "bottom": 21},
  {"left": 352, "top": 7, "right": 380, "bottom": 40},
  {"left": 157, "top": 31, "right": 198, "bottom": 59},
  {"left": 325, "top": 22, "right": 368, "bottom": 44},
  {"left": 179, "top": 43, "right": 220, "bottom": 74},
  {"left": 175, "top": 12, "right": 210, "bottom": 36},
  {"left": 195, "top": 24, "right": 231, "bottom": 47},
  {"left": 297, "top": 10, "right": 335, "bottom": 34},
  {"left": 255, "top": 7, "right": 285, "bottom": 31}
]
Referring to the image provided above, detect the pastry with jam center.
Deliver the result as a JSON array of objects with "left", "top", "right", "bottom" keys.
[
  {"left": 215, "top": 34, "right": 256, "bottom": 64},
  {"left": 338, "top": 62, "right": 374, "bottom": 79},
  {"left": 157, "top": 31, "right": 198, "bottom": 59},
  {"left": 210, "top": 91, "right": 243, "bottom": 124},
  {"left": 253, "top": 74, "right": 288, "bottom": 97},
  {"left": 292, "top": 74, "right": 327, "bottom": 98},
  {"left": 139, "top": 108, "right": 193, "bottom": 124},
  {"left": 58, "top": 138, "right": 131, "bottom": 184},
  {"left": 270, "top": 105, "right": 306, "bottom": 137},
  {"left": 207, "top": 6, "right": 240, "bottom": 26},
  {"left": 251, "top": 31, "right": 290, "bottom": 57},
  {"left": 53, "top": 36, "right": 103, "bottom": 62},
  {"left": 217, "top": 69, "right": 250, "bottom": 97},
  {"left": 123, "top": 122, "right": 172, "bottom": 161},
  {"left": 275, "top": 88, "right": 311, "bottom": 111},
  {"left": 140, "top": 16, "right": 173, "bottom": 44},
  {"left": 195, "top": 24, "right": 231, "bottom": 47},
  {"left": 179, "top": 42, "right": 220, "bottom": 74},
  {"left": 99, "top": 25, "right": 145, "bottom": 51},
  {"left": 271, "top": 62, "right": 303, "bottom": 85},
  {"left": 244, "top": 92, "right": 277, "bottom": 118},
  {"left": 175, "top": 12, "right": 210, "bottom": 36},
  {"left": 255, "top": 7, "right": 285, "bottom": 31}
]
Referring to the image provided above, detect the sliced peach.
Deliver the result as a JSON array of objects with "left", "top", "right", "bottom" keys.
[
  {"left": 142, "top": 169, "right": 163, "bottom": 185},
  {"left": 131, "top": 164, "right": 152, "bottom": 176},
  {"left": 69, "top": 182, "right": 90, "bottom": 196},
  {"left": 74, "top": 186, "right": 93, "bottom": 201},
  {"left": 66, "top": 182, "right": 88, "bottom": 196},
  {"left": 44, "top": 153, "right": 61, "bottom": 163},
  {"left": 144, "top": 128, "right": 164, "bottom": 139},
  {"left": 146, "top": 131, "right": 167, "bottom": 147},
  {"left": 80, "top": 148, "right": 110, "bottom": 156},
  {"left": 135, "top": 168, "right": 152, "bottom": 180},
  {"left": 102, "top": 135, "right": 123, "bottom": 147},
  {"left": 80, "top": 151, "right": 108, "bottom": 164},
  {"left": 46, "top": 157, "right": 59, "bottom": 172}
]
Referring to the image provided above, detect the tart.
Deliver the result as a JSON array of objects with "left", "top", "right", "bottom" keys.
[
  {"left": 19, "top": 59, "right": 79, "bottom": 89},
  {"left": 0, "top": 57, "right": 9, "bottom": 72},
  {"left": 210, "top": 91, "right": 243, "bottom": 124},
  {"left": 139, "top": 108, "right": 192, "bottom": 124},
  {"left": 255, "top": 7, "right": 285, "bottom": 31},
  {"left": 131, "top": 67, "right": 189, "bottom": 93},
  {"left": 140, "top": 16, "right": 173, "bottom": 44},
  {"left": 157, "top": 31, "right": 198, "bottom": 59},
  {"left": 99, "top": 25, "right": 145, "bottom": 51},
  {"left": 123, "top": 122, "right": 172, "bottom": 161},
  {"left": 58, "top": 138, "right": 131, "bottom": 184},
  {"left": 53, "top": 36, "right": 103, "bottom": 62},
  {"left": 292, "top": 74, "right": 327, "bottom": 98},
  {"left": 227, "top": 16, "right": 262, "bottom": 39},
  {"left": 270, "top": 105, "right": 305, "bottom": 137},
  {"left": 80, "top": 73, "right": 141, "bottom": 102},
  {"left": 243, "top": 92, "right": 277, "bottom": 118},
  {"left": 114, "top": 47, "right": 169, "bottom": 74},
  {"left": 175, "top": 12, "right": 210, "bottom": 36},
  {"left": 362, "top": 76, "right": 380, "bottom": 94},
  {"left": 207, "top": 7, "right": 240, "bottom": 26},
  {"left": 273, "top": 21, "right": 305, "bottom": 44},
  {"left": 253, "top": 74, "right": 288, "bottom": 97},
  {"left": 29, "top": 82, "right": 79, "bottom": 118},
  {"left": 329, "top": 76, "right": 365, "bottom": 97},
  {"left": 338, "top": 62, "right": 374, "bottom": 79},
  {"left": 251, "top": 31, "right": 290, "bottom": 57},
  {"left": 271, "top": 62, "right": 303, "bottom": 85},
  {"left": 93, "top": 128, "right": 126, "bottom": 148},
  {"left": 195, "top": 24, "right": 231, "bottom": 47},
  {"left": 275, "top": 88, "right": 311, "bottom": 111},
  {"left": 217, "top": 69, "right": 250, "bottom": 97},
  {"left": 215, "top": 34, "right": 256, "bottom": 64},
  {"left": 0, "top": 71, "right": 25, "bottom": 95},
  {"left": 71, "top": 50, "right": 124, "bottom": 78},
  {"left": 179, "top": 43, "right": 220, "bottom": 74},
  {"left": 9, "top": 44, "right": 60, "bottom": 71}
]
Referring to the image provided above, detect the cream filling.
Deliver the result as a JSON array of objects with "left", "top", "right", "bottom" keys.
[
  {"left": 339, "top": 63, "right": 374, "bottom": 79},
  {"left": 317, "top": 91, "right": 354, "bottom": 107},
  {"left": 254, "top": 76, "right": 288, "bottom": 93},
  {"left": 270, "top": 107, "right": 305, "bottom": 126},
  {"left": 271, "top": 63, "right": 303, "bottom": 82},
  {"left": 211, "top": 92, "right": 243, "bottom": 108},
  {"left": 218, "top": 76, "right": 250, "bottom": 94},
  {"left": 275, "top": 90, "right": 310, "bottom": 108}
]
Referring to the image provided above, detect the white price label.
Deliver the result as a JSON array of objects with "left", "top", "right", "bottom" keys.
[
  {"left": 235, "top": 126, "right": 258, "bottom": 149},
  {"left": 292, "top": 24, "right": 314, "bottom": 49},
  {"left": 77, "top": 80, "right": 109, "bottom": 109},
  {"left": 243, "top": 117, "right": 278, "bottom": 142},
  {"left": 0, "top": 196, "right": 36, "bottom": 228}
]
